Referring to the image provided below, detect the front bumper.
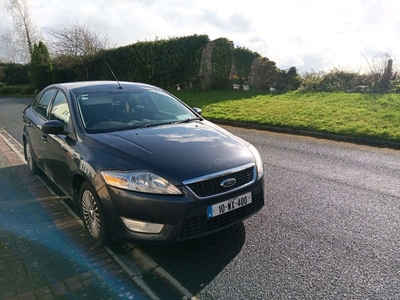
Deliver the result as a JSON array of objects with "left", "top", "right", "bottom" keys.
[{"left": 97, "top": 176, "right": 265, "bottom": 243}]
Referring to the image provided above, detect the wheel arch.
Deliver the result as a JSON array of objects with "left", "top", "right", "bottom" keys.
[
  {"left": 71, "top": 173, "right": 108, "bottom": 218},
  {"left": 71, "top": 174, "right": 87, "bottom": 217}
]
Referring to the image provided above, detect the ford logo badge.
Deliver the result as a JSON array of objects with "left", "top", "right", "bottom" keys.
[{"left": 220, "top": 178, "right": 236, "bottom": 188}]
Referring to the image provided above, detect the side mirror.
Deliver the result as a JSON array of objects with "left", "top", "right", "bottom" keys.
[
  {"left": 42, "top": 120, "right": 65, "bottom": 134},
  {"left": 193, "top": 107, "right": 202, "bottom": 115}
]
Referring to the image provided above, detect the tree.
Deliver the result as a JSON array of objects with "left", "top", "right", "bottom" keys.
[
  {"left": 46, "top": 22, "right": 114, "bottom": 80},
  {"left": 362, "top": 53, "right": 395, "bottom": 91},
  {"left": 30, "top": 41, "right": 52, "bottom": 90},
  {"left": 2, "top": 0, "right": 42, "bottom": 63},
  {"left": 1, "top": 28, "right": 22, "bottom": 63}
]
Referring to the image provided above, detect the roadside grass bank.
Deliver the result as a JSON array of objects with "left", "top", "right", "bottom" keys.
[{"left": 171, "top": 90, "right": 400, "bottom": 145}]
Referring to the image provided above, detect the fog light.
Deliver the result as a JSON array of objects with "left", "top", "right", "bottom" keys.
[{"left": 121, "top": 217, "right": 165, "bottom": 234}]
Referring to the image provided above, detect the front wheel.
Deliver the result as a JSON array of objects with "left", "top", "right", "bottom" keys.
[{"left": 79, "top": 182, "right": 108, "bottom": 247}]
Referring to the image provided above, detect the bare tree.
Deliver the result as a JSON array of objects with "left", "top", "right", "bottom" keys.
[
  {"left": 2, "top": 0, "right": 42, "bottom": 62},
  {"left": 1, "top": 28, "right": 23, "bottom": 63},
  {"left": 46, "top": 22, "right": 114, "bottom": 80},
  {"left": 361, "top": 52, "right": 396, "bottom": 90}
]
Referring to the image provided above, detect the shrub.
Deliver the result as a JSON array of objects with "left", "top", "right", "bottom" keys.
[
  {"left": 20, "top": 85, "right": 37, "bottom": 95},
  {"left": 91, "top": 34, "right": 210, "bottom": 89},
  {"left": 0, "top": 85, "right": 23, "bottom": 95},
  {"left": 300, "top": 69, "right": 369, "bottom": 92},
  {"left": 1, "top": 63, "right": 29, "bottom": 85},
  {"left": 276, "top": 67, "right": 301, "bottom": 91}
]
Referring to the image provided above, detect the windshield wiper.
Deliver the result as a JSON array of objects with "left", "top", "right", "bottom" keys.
[
  {"left": 135, "top": 118, "right": 201, "bottom": 129},
  {"left": 135, "top": 121, "right": 172, "bottom": 129},
  {"left": 174, "top": 117, "right": 202, "bottom": 124}
]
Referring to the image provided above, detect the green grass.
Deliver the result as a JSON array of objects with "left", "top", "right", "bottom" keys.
[{"left": 170, "top": 89, "right": 400, "bottom": 143}]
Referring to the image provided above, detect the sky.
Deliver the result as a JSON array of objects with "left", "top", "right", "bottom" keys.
[{"left": 1, "top": 0, "right": 400, "bottom": 73}]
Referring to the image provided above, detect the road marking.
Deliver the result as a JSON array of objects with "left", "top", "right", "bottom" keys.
[{"left": 0, "top": 127, "right": 25, "bottom": 161}]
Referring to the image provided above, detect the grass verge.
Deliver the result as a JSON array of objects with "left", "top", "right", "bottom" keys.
[{"left": 170, "top": 89, "right": 400, "bottom": 143}]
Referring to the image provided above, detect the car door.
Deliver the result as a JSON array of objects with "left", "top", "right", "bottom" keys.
[
  {"left": 44, "top": 90, "right": 76, "bottom": 194},
  {"left": 24, "top": 88, "right": 57, "bottom": 171}
]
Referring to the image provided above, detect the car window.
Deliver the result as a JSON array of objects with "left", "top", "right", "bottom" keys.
[
  {"left": 33, "top": 89, "right": 56, "bottom": 119},
  {"left": 149, "top": 91, "right": 192, "bottom": 117},
  {"left": 76, "top": 89, "right": 196, "bottom": 132},
  {"left": 50, "top": 91, "right": 70, "bottom": 126}
]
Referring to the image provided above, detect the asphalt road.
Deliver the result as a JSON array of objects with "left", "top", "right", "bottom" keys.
[
  {"left": 0, "top": 97, "right": 31, "bottom": 145},
  {"left": 2, "top": 96, "right": 400, "bottom": 299}
]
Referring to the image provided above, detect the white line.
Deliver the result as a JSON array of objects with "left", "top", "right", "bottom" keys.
[
  {"left": 104, "top": 246, "right": 161, "bottom": 300},
  {"left": 0, "top": 127, "right": 22, "bottom": 145},
  {"left": 133, "top": 247, "right": 196, "bottom": 299},
  {"left": 0, "top": 128, "right": 25, "bottom": 161}
]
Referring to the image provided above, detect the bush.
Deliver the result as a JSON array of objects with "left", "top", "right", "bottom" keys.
[
  {"left": 0, "top": 84, "right": 36, "bottom": 95},
  {"left": 91, "top": 34, "right": 210, "bottom": 89},
  {"left": 1, "top": 63, "right": 30, "bottom": 85},
  {"left": 300, "top": 69, "right": 369, "bottom": 92},
  {"left": 276, "top": 67, "right": 301, "bottom": 91},
  {"left": 0, "top": 85, "right": 23, "bottom": 95},
  {"left": 233, "top": 46, "right": 259, "bottom": 81},
  {"left": 20, "top": 85, "right": 36, "bottom": 95}
]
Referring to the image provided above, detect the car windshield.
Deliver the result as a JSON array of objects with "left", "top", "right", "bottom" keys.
[{"left": 75, "top": 89, "right": 198, "bottom": 133}]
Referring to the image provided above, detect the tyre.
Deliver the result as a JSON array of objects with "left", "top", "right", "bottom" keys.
[
  {"left": 25, "top": 140, "right": 40, "bottom": 174},
  {"left": 79, "top": 182, "right": 108, "bottom": 247}
]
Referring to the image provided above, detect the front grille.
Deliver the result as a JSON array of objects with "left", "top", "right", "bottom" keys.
[
  {"left": 187, "top": 166, "right": 254, "bottom": 198},
  {"left": 178, "top": 193, "right": 264, "bottom": 240}
]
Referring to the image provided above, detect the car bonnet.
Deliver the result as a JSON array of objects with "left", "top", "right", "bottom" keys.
[{"left": 88, "top": 122, "right": 254, "bottom": 183}]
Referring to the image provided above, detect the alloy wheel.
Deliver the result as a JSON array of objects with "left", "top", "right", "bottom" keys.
[{"left": 81, "top": 189, "right": 101, "bottom": 238}]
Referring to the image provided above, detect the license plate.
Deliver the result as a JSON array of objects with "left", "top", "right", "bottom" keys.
[{"left": 207, "top": 192, "right": 252, "bottom": 218}]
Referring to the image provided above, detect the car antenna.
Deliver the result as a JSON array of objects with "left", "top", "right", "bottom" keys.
[{"left": 105, "top": 62, "right": 123, "bottom": 89}]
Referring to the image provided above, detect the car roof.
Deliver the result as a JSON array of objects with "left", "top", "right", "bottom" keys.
[{"left": 49, "top": 81, "right": 157, "bottom": 93}]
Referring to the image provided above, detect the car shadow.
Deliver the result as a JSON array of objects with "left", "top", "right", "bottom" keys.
[{"left": 137, "top": 222, "right": 246, "bottom": 295}]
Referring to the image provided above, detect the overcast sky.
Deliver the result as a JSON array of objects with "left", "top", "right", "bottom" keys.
[{"left": 1, "top": 0, "right": 399, "bottom": 73}]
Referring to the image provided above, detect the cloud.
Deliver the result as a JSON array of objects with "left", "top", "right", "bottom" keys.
[
  {"left": 1, "top": 0, "right": 399, "bottom": 73},
  {"left": 197, "top": 9, "right": 252, "bottom": 34}
]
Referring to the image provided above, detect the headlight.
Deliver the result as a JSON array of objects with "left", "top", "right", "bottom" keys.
[
  {"left": 248, "top": 144, "right": 264, "bottom": 180},
  {"left": 101, "top": 170, "right": 182, "bottom": 194}
]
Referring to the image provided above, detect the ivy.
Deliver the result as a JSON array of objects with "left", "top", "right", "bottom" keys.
[
  {"left": 210, "top": 38, "right": 232, "bottom": 89},
  {"left": 91, "top": 34, "right": 209, "bottom": 89},
  {"left": 233, "top": 46, "right": 259, "bottom": 82},
  {"left": 1, "top": 34, "right": 293, "bottom": 92}
]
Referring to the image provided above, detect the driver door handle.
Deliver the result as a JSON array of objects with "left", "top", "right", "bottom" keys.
[{"left": 41, "top": 135, "right": 48, "bottom": 142}]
